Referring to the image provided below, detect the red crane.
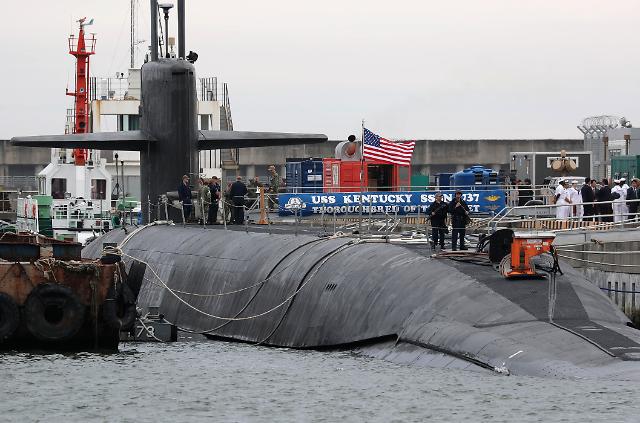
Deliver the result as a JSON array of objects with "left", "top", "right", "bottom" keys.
[{"left": 66, "top": 17, "right": 96, "bottom": 166}]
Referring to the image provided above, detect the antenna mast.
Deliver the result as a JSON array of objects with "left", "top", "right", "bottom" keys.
[
  {"left": 130, "top": 0, "right": 136, "bottom": 68},
  {"left": 66, "top": 17, "right": 96, "bottom": 166}
]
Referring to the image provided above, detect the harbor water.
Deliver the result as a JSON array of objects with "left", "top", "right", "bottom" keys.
[{"left": 2, "top": 338, "right": 640, "bottom": 423}]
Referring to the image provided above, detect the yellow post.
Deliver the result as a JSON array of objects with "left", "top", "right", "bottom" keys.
[{"left": 257, "top": 186, "right": 268, "bottom": 225}]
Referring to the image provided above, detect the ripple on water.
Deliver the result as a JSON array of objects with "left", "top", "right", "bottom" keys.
[{"left": 1, "top": 340, "right": 640, "bottom": 422}]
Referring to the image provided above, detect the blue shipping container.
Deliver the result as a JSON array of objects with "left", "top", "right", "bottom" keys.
[
  {"left": 300, "top": 160, "right": 324, "bottom": 193},
  {"left": 285, "top": 162, "right": 302, "bottom": 193}
]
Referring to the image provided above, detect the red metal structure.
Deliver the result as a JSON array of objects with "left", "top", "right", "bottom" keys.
[
  {"left": 66, "top": 18, "right": 96, "bottom": 166},
  {"left": 322, "top": 158, "right": 411, "bottom": 193}
]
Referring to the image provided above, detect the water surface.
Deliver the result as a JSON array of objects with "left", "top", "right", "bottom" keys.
[{"left": 1, "top": 338, "right": 639, "bottom": 422}]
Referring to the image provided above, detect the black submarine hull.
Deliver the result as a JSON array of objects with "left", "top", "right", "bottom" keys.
[{"left": 83, "top": 225, "right": 640, "bottom": 379}]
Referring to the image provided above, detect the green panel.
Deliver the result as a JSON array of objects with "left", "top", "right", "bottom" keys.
[
  {"left": 39, "top": 217, "right": 53, "bottom": 237},
  {"left": 37, "top": 208, "right": 51, "bottom": 219},
  {"left": 117, "top": 196, "right": 138, "bottom": 210},
  {"left": 614, "top": 155, "right": 640, "bottom": 179},
  {"left": 410, "top": 174, "right": 430, "bottom": 190},
  {"left": 33, "top": 195, "right": 52, "bottom": 206}
]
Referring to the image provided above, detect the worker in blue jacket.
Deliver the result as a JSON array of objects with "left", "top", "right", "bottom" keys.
[
  {"left": 427, "top": 192, "right": 448, "bottom": 250},
  {"left": 178, "top": 174, "right": 193, "bottom": 221},
  {"left": 448, "top": 190, "right": 470, "bottom": 251},
  {"left": 229, "top": 176, "right": 248, "bottom": 224}
]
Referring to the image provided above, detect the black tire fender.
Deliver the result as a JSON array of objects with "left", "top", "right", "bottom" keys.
[
  {"left": 0, "top": 292, "right": 20, "bottom": 342},
  {"left": 126, "top": 260, "right": 146, "bottom": 299},
  {"left": 24, "top": 283, "right": 86, "bottom": 342},
  {"left": 103, "top": 282, "right": 137, "bottom": 331}
]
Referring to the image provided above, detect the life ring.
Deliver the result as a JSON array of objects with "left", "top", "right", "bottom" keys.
[
  {"left": 24, "top": 283, "right": 86, "bottom": 342},
  {"left": 0, "top": 293, "right": 20, "bottom": 342},
  {"left": 102, "top": 282, "right": 137, "bottom": 331}
]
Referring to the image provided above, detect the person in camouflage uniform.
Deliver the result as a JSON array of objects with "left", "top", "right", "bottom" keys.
[
  {"left": 197, "top": 177, "right": 211, "bottom": 224},
  {"left": 267, "top": 165, "right": 280, "bottom": 209}
]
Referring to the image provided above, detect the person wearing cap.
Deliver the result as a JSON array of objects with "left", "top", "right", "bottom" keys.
[
  {"left": 567, "top": 180, "right": 582, "bottom": 220},
  {"left": 448, "top": 190, "right": 470, "bottom": 251},
  {"left": 621, "top": 178, "right": 630, "bottom": 218},
  {"left": 595, "top": 178, "right": 613, "bottom": 222},
  {"left": 267, "top": 165, "right": 280, "bottom": 209},
  {"left": 554, "top": 179, "right": 570, "bottom": 220},
  {"left": 197, "top": 177, "right": 211, "bottom": 224},
  {"left": 178, "top": 174, "right": 193, "bottom": 221},
  {"left": 627, "top": 178, "right": 639, "bottom": 221},
  {"left": 611, "top": 178, "right": 627, "bottom": 223},
  {"left": 427, "top": 192, "right": 448, "bottom": 250}
]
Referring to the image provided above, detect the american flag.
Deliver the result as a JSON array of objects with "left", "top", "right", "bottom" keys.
[{"left": 363, "top": 128, "right": 415, "bottom": 166}]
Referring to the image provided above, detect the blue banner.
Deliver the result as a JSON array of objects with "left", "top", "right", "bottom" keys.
[{"left": 278, "top": 190, "right": 506, "bottom": 216}]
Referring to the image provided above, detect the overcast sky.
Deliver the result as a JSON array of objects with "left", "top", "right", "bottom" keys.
[{"left": 1, "top": 0, "right": 638, "bottom": 140}]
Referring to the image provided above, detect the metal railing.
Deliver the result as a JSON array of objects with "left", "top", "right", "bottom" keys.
[
  {"left": 88, "top": 75, "right": 225, "bottom": 102},
  {"left": 0, "top": 176, "right": 39, "bottom": 191},
  {"left": 487, "top": 198, "right": 640, "bottom": 232}
]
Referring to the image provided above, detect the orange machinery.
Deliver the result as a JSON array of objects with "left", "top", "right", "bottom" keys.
[{"left": 506, "top": 232, "right": 556, "bottom": 278}]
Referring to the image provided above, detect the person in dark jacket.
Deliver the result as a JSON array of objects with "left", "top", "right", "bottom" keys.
[
  {"left": 595, "top": 178, "right": 612, "bottom": 222},
  {"left": 448, "top": 191, "right": 470, "bottom": 251},
  {"left": 208, "top": 176, "right": 221, "bottom": 224},
  {"left": 178, "top": 174, "right": 192, "bottom": 221},
  {"left": 518, "top": 179, "right": 534, "bottom": 206},
  {"left": 427, "top": 192, "right": 448, "bottom": 250},
  {"left": 580, "top": 177, "right": 596, "bottom": 221},
  {"left": 628, "top": 178, "right": 639, "bottom": 221},
  {"left": 229, "top": 176, "right": 248, "bottom": 224}
]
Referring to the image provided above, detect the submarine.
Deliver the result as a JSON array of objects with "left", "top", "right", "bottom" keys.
[
  {"left": 80, "top": 225, "right": 640, "bottom": 379},
  {"left": 12, "top": 2, "right": 640, "bottom": 379}
]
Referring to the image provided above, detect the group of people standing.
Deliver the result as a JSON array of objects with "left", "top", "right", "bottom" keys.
[
  {"left": 178, "top": 174, "right": 222, "bottom": 224},
  {"left": 427, "top": 190, "right": 471, "bottom": 251},
  {"left": 176, "top": 165, "right": 283, "bottom": 225},
  {"left": 554, "top": 177, "right": 640, "bottom": 223}
]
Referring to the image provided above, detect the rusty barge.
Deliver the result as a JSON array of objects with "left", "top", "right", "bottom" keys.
[{"left": 0, "top": 233, "right": 141, "bottom": 351}]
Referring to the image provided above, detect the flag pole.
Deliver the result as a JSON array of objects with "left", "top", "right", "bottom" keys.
[{"left": 359, "top": 119, "right": 365, "bottom": 237}]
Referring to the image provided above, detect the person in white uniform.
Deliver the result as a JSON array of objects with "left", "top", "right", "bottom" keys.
[
  {"left": 611, "top": 179, "right": 626, "bottom": 223},
  {"left": 620, "top": 178, "right": 630, "bottom": 218},
  {"left": 568, "top": 180, "right": 583, "bottom": 220},
  {"left": 555, "top": 180, "right": 571, "bottom": 219}
]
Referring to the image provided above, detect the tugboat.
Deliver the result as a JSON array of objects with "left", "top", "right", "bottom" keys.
[{"left": 0, "top": 232, "right": 143, "bottom": 351}]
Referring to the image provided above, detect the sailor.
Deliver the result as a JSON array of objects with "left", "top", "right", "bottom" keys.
[
  {"left": 427, "top": 192, "right": 448, "bottom": 250},
  {"left": 267, "top": 165, "right": 280, "bottom": 209},
  {"left": 178, "top": 174, "right": 192, "bottom": 221},
  {"left": 611, "top": 179, "right": 627, "bottom": 223},
  {"left": 197, "top": 178, "right": 211, "bottom": 224},
  {"left": 554, "top": 179, "right": 569, "bottom": 219},
  {"left": 448, "top": 190, "right": 470, "bottom": 251},
  {"left": 627, "top": 178, "right": 640, "bottom": 221},
  {"left": 208, "top": 176, "right": 221, "bottom": 224},
  {"left": 620, "top": 178, "right": 630, "bottom": 218},
  {"left": 568, "top": 180, "right": 582, "bottom": 220},
  {"left": 580, "top": 177, "right": 595, "bottom": 221},
  {"left": 229, "top": 176, "right": 248, "bottom": 225},
  {"left": 596, "top": 178, "right": 613, "bottom": 222}
]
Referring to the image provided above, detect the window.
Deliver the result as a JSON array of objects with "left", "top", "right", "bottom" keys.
[
  {"left": 51, "top": 178, "right": 67, "bottom": 199},
  {"left": 91, "top": 179, "right": 107, "bottom": 200}
]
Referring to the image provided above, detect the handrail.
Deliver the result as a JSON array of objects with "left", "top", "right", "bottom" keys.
[{"left": 486, "top": 198, "right": 640, "bottom": 231}]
